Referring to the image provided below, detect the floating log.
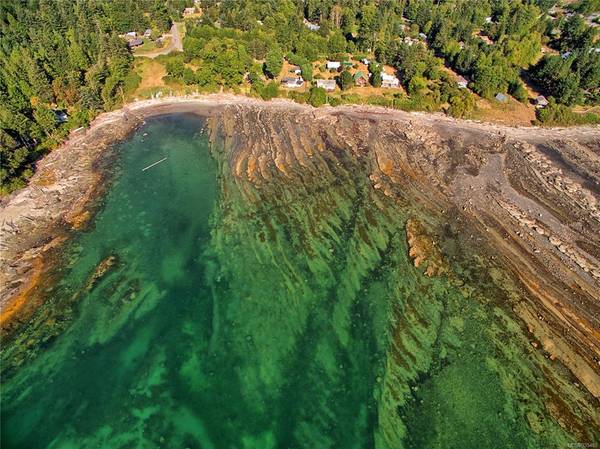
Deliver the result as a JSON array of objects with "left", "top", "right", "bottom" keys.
[{"left": 142, "top": 157, "right": 167, "bottom": 172}]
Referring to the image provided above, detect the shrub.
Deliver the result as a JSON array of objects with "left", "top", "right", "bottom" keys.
[
  {"left": 448, "top": 90, "right": 475, "bottom": 118},
  {"left": 328, "top": 96, "right": 342, "bottom": 106},
  {"left": 308, "top": 87, "right": 327, "bottom": 107},
  {"left": 339, "top": 69, "right": 354, "bottom": 90},
  {"left": 258, "top": 81, "right": 279, "bottom": 100},
  {"left": 509, "top": 80, "right": 528, "bottom": 103},
  {"left": 300, "top": 63, "right": 313, "bottom": 81},
  {"left": 287, "top": 91, "right": 309, "bottom": 104}
]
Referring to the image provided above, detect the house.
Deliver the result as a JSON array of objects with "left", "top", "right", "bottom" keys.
[
  {"left": 484, "top": 16, "right": 493, "bottom": 24},
  {"left": 456, "top": 75, "right": 468, "bottom": 89},
  {"left": 495, "top": 93, "right": 508, "bottom": 103},
  {"left": 281, "top": 77, "right": 304, "bottom": 88},
  {"left": 183, "top": 7, "right": 196, "bottom": 16},
  {"left": 290, "top": 65, "right": 302, "bottom": 75},
  {"left": 535, "top": 95, "right": 549, "bottom": 108},
  {"left": 327, "top": 61, "right": 341, "bottom": 70},
  {"left": 403, "top": 36, "right": 418, "bottom": 46},
  {"left": 53, "top": 110, "right": 68, "bottom": 123},
  {"left": 125, "top": 31, "right": 137, "bottom": 38},
  {"left": 381, "top": 72, "right": 400, "bottom": 88},
  {"left": 316, "top": 79, "right": 336, "bottom": 91},
  {"left": 361, "top": 58, "right": 370, "bottom": 65},
  {"left": 418, "top": 32, "right": 427, "bottom": 40},
  {"left": 561, "top": 51, "right": 572, "bottom": 59},
  {"left": 143, "top": 29, "right": 152, "bottom": 38},
  {"left": 304, "top": 18, "right": 320, "bottom": 31},
  {"left": 354, "top": 72, "right": 368, "bottom": 87},
  {"left": 128, "top": 38, "right": 143, "bottom": 48}
]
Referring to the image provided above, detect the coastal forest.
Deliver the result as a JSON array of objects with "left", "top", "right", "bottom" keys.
[{"left": 1, "top": 0, "right": 600, "bottom": 194}]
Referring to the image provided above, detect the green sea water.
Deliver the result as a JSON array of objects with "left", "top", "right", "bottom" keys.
[{"left": 1, "top": 113, "right": 597, "bottom": 448}]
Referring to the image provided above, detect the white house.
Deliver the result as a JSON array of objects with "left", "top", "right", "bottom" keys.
[
  {"left": 535, "top": 95, "right": 549, "bottom": 108},
  {"left": 495, "top": 93, "right": 508, "bottom": 103},
  {"left": 381, "top": 72, "right": 400, "bottom": 88},
  {"left": 316, "top": 79, "right": 336, "bottom": 91},
  {"left": 304, "top": 18, "right": 320, "bottom": 31},
  {"left": 281, "top": 77, "right": 304, "bottom": 88},
  {"left": 327, "top": 61, "right": 341, "bottom": 70},
  {"left": 484, "top": 16, "right": 493, "bottom": 24}
]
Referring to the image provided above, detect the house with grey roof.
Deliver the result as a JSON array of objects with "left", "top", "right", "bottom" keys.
[
  {"left": 281, "top": 77, "right": 304, "bottom": 88},
  {"left": 316, "top": 79, "right": 336, "bottom": 91}
]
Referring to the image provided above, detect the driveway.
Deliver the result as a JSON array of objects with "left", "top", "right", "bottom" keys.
[{"left": 135, "top": 22, "right": 183, "bottom": 58}]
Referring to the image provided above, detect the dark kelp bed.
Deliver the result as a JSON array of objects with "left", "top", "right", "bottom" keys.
[{"left": 1, "top": 105, "right": 599, "bottom": 448}]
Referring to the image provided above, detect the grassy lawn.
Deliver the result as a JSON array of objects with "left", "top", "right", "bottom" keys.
[{"left": 134, "top": 39, "right": 158, "bottom": 53}]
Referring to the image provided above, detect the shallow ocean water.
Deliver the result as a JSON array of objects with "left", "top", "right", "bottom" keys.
[{"left": 0, "top": 114, "right": 593, "bottom": 448}]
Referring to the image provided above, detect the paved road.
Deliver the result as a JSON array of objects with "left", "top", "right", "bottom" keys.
[{"left": 135, "top": 22, "right": 183, "bottom": 58}]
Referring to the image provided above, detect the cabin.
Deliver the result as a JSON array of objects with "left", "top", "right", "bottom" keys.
[
  {"left": 316, "top": 79, "right": 336, "bottom": 91},
  {"left": 53, "top": 110, "right": 68, "bottom": 123},
  {"left": 289, "top": 65, "right": 302, "bottom": 75},
  {"left": 535, "top": 95, "right": 549, "bottom": 108},
  {"left": 327, "top": 61, "right": 341, "bottom": 70},
  {"left": 456, "top": 75, "right": 468, "bottom": 89},
  {"left": 403, "top": 36, "right": 418, "bottom": 46},
  {"left": 281, "top": 77, "right": 304, "bottom": 88},
  {"left": 381, "top": 72, "right": 400, "bottom": 88},
  {"left": 125, "top": 31, "right": 137, "bottom": 38},
  {"left": 128, "top": 38, "right": 143, "bottom": 48},
  {"left": 304, "top": 19, "right": 320, "bottom": 31},
  {"left": 495, "top": 93, "right": 508, "bottom": 103},
  {"left": 354, "top": 72, "right": 368, "bottom": 87}
]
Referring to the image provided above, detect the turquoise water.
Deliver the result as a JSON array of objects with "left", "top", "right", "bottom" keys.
[{"left": 1, "top": 113, "right": 597, "bottom": 448}]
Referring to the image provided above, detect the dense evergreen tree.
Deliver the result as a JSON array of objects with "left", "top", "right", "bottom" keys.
[{"left": 0, "top": 0, "right": 176, "bottom": 193}]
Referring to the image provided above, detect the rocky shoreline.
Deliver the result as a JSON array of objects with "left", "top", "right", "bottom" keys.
[{"left": 1, "top": 95, "right": 599, "bottom": 402}]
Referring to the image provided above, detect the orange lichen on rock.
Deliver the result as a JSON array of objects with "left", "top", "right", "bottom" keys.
[
  {"left": 0, "top": 257, "right": 44, "bottom": 333},
  {"left": 246, "top": 155, "right": 257, "bottom": 181}
]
